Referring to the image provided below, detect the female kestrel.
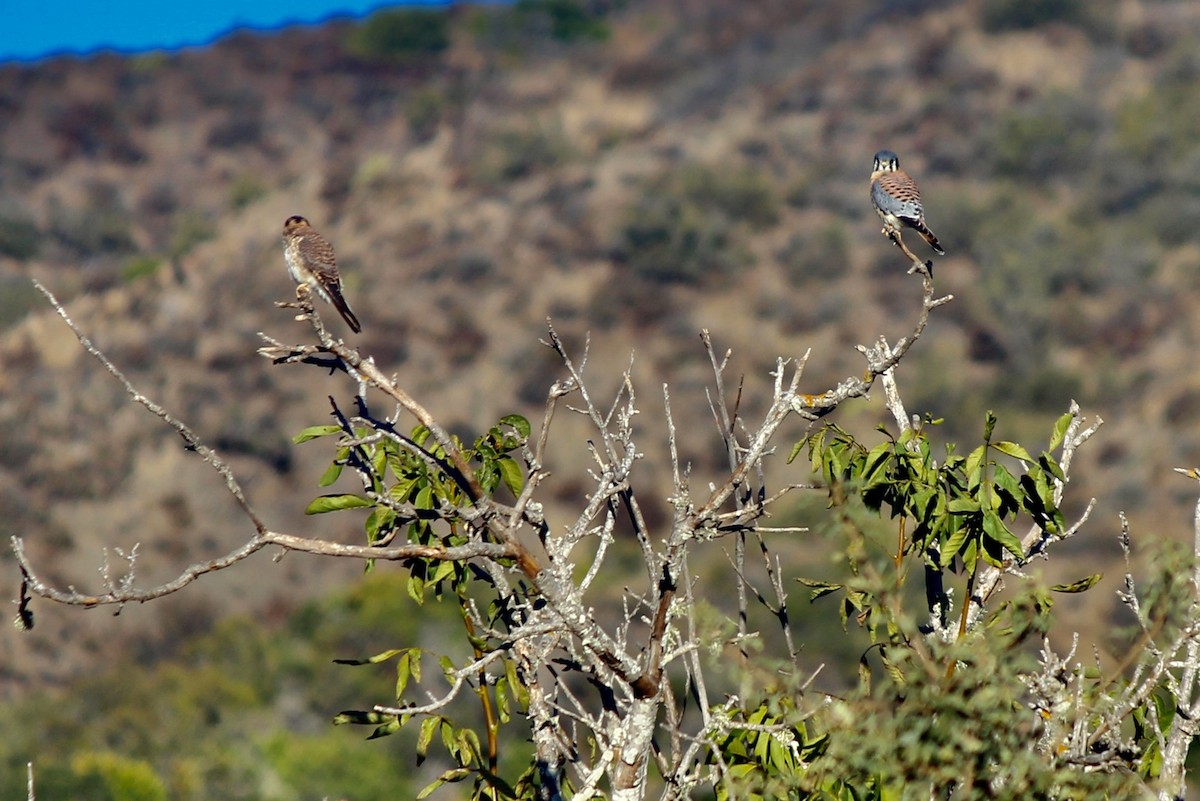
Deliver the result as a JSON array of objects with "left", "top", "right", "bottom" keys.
[
  {"left": 869, "top": 150, "right": 944, "bottom": 255},
  {"left": 282, "top": 215, "right": 362, "bottom": 333}
]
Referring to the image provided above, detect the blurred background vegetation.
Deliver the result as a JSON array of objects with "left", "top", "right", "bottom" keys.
[{"left": 5, "top": 0, "right": 1200, "bottom": 795}]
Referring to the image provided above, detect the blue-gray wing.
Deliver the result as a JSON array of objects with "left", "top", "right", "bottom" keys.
[{"left": 872, "top": 171, "right": 925, "bottom": 223}]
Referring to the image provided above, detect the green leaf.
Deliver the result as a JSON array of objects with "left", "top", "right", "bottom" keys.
[
  {"left": 1153, "top": 686, "right": 1178, "bottom": 732},
  {"left": 940, "top": 526, "right": 971, "bottom": 569},
  {"left": 416, "top": 769, "right": 470, "bottom": 799},
  {"left": 410, "top": 647, "right": 423, "bottom": 684},
  {"left": 478, "top": 463, "right": 498, "bottom": 495},
  {"left": 861, "top": 442, "right": 894, "bottom": 486},
  {"left": 1040, "top": 452, "right": 1066, "bottom": 483},
  {"left": 414, "top": 484, "right": 435, "bottom": 510},
  {"left": 439, "top": 654, "right": 456, "bottom": 678},
  {"left": 495, "top": 678, "right": 511, "bottom": 723},
  {"left": 964, "top": 444, "right": 986, "bottom": 490},
  {"left": 416, "top": 716, "right": 440, "bottom": 759},
  {"left": 390, "top": 476, "right": 420, "bottom": 502},
  {"left": 879, "top": 646, "right": 906, "bottom": 690},
  {"left": 333, "top": 710, "right": 394, "bottom": 726},
  {"left": 334, "top": 648, "right": 405, "bottom": 666},
  {"left": 946, "top": 497, "right": 980, "bottom": 514},
  {"left": 910, "top": 487, "right": 938, "bottom": 521},
  {"left": 499, "top": 413, "right": 532, "bottom": 439},
  {"left": 457, "top": 727, "right": 483, "bottom": 761},
  {"left": 497, "top": 455, "right": 525, "bottom": 495},
  {"left": 305, "top": 494, "right": 374, "bottom": 514},
  {"left": 372, "top": 443, "right": 388, "bottom": 480},
  {"left": 396, "top": 651, "right": 411, "bottom": 697},
  {"left": 1051, "top": 574, "right": 1102, "bottom": 593},
  {"left": 408, "top": 572, "right": 425, "bottom": 605},
  {"left": 1049, "top": 411, "right": 1074, "bottom": 451},
  {"left": 961, "top": 538, "right": 978, "bottom": 574},
  {"left": 992, "top": 440, "right": 1034, "bottom": 463},
  {"left": 993, "top": 463, "right": 1021, "bottom": 500},
  {"left": 365, "top": 507, "right": 396, "bottom": 543},
  {"left": 293, "top": 424, "right": 343, "bottom": 443},
  {"left": 367, "top": 717, "right": 403, "bottom": 739},
  {"left": 798, "top": 578, "right": 843, "bottom": 601},
  {"left": 787, "top": 439, "right": 805, "bottom": 464},
  {"left": 982, "top": 511, "right": 1023, "bottom": 561},
  {"left": 413, "top": 425, "right": 432, "bottom": 447},
  {"left": 505, "top": 657, "right": 527, "bottom": 706},
  {"left": 318, "top": 460, "right": 344, "bottom": 487},
  {"left": 429, "top": 559, "right": 456, "bottom": 586}
]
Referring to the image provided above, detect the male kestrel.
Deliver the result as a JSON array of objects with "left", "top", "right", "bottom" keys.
[
  {"left": 869, "top": 150, "right": 944, "bottom": 256},
  {"left": 282, "top": 215, "right": 362, "bottom": 333}
]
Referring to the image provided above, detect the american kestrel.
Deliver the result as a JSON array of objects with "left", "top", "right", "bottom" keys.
[
  {"left": 869, "top": 150, "right": 944, "bottom": 256},
  {"left": 282, "top": 215, "right": 362, "bottom": 333}
]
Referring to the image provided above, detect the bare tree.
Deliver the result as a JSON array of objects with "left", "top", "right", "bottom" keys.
[{"left": 13, "top": 260, "right": 1200, "bottom": 800}]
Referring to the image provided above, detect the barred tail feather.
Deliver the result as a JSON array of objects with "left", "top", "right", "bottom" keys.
[
  {"left": 329, "top": 289, "right": 362, "bottom": 333},
  {"left": 912, "top": 220, "right": 945, "bottom": 255}
]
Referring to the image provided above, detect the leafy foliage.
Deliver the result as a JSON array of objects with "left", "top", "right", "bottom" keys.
[
  {"left": 797, "top": 411, "right": 1066, "bottom": 584},
  {"left": 618, "top": 164, "right": 779, "bottom": 285},
  {"left": 286, "top": 404, "right": 1162, "bottom": 800},
  {"left": 297, "top": 413, "right": 535, "bottom": 798},
  {"left": 980, "top": 0, "right": 1090, "bottom": 33},
  {"left": 346, "top": 8, "right": 451, "bottom": 62},
  {"left": 0, "top": 211, "right": 40, "bottom": 260},
  {"left": 0, "top": 575, "right": 430, "bottom": 801},
  {"left": 474, "top": 118, "right": 574, "bottom": 184},
  {"left": 515, "top": 0, "right": 612, "bottom": 42}
]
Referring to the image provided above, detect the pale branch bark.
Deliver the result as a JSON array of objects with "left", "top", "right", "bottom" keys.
[
  {"left": 879, "top": 368, "right": 910, "bottom": 434},
  {"left": 701, "top": 331, "right": 751, "bottom": 653},
  {"left": 18, "top": 264, "right": 962, "bottom": 801},
  {"left": 1150, "top": 467, "right": 1200, "bottom": 798},
  {"left": 13, "top": 530, "right": 522, "bottom": 608},
  {"left": 1018, "top": 467, "right": 1200, "bottom": 801}
]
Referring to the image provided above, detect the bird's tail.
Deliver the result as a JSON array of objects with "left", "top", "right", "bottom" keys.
[
  {"left": 913, "top": 220, "right": 945, "bottom": 255},
  {"left": 329, "top": 289, "right": 362, "bottom": 333}
]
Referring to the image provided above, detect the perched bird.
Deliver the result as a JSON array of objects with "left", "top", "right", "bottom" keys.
[
  {"left": 281, "top": 215, "right": 362, "bottom": 333},
  {"left": 869, "top": 150, "right": 944, "bottom": 256}
]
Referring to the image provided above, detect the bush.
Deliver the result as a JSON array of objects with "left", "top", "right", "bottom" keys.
[
  {"left": 515, "top": 0, "right": 611, "bottom": 42},
  {"left": 346, "top": 8, "right": 450, "bottom": 62},
  {"left": 228, "top": 174, "right": 267, "bottom": 210},
  {"left": 405, "top": 86, "right": 447, "bottom": 142},
  {"left": 987, "top": 93, "right": 1103, "bottom": 180},
  {"left": 617, "top": 188, "right": 744, "bottom": 285},
  {"left": 121, "top": 256, "right": 162, "bottom": 283},
  {"left": 0, "top": 212, "right": 40, "bottom": 260},
  {"left": 779, "top": 223, "right": 850, "bottom": 287},
  {"left": 679, "top": 164, "right": 780, "bottom": 229},
  {"left": 71, "top": 752, "right": 168, "bottom": 801},
  {"left": 949, "top": 191, "right": 1103, "bottom": 377},
  {"left": 1114, "top": 80, "right": 1200, "bottom": 167},
  {"left": 980, "top": 0, "right": 1089, "bottom": 33},
  {"left": 49, "top": 184, "right": 136, "bottom": 257},
  {"left": 167, "top": 212, "right": 215, "bottom": 261},
  {"left": 616, "top": 164, "right": 778, "bottom": 285},
  {"left": 0, "top": 276, "right": 42, "bottom": 327},
  {"left": 475, "top": 119, "right": 573, "bottom": 184}
]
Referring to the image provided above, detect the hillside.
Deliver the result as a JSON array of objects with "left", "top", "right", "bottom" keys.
[{"left": 4, "top": 0, "right": 1200, "bottom": 693}]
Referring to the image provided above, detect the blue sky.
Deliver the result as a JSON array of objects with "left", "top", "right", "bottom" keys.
[{"left": 3, "top": 1, "right": 456, "bottom": 63}]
